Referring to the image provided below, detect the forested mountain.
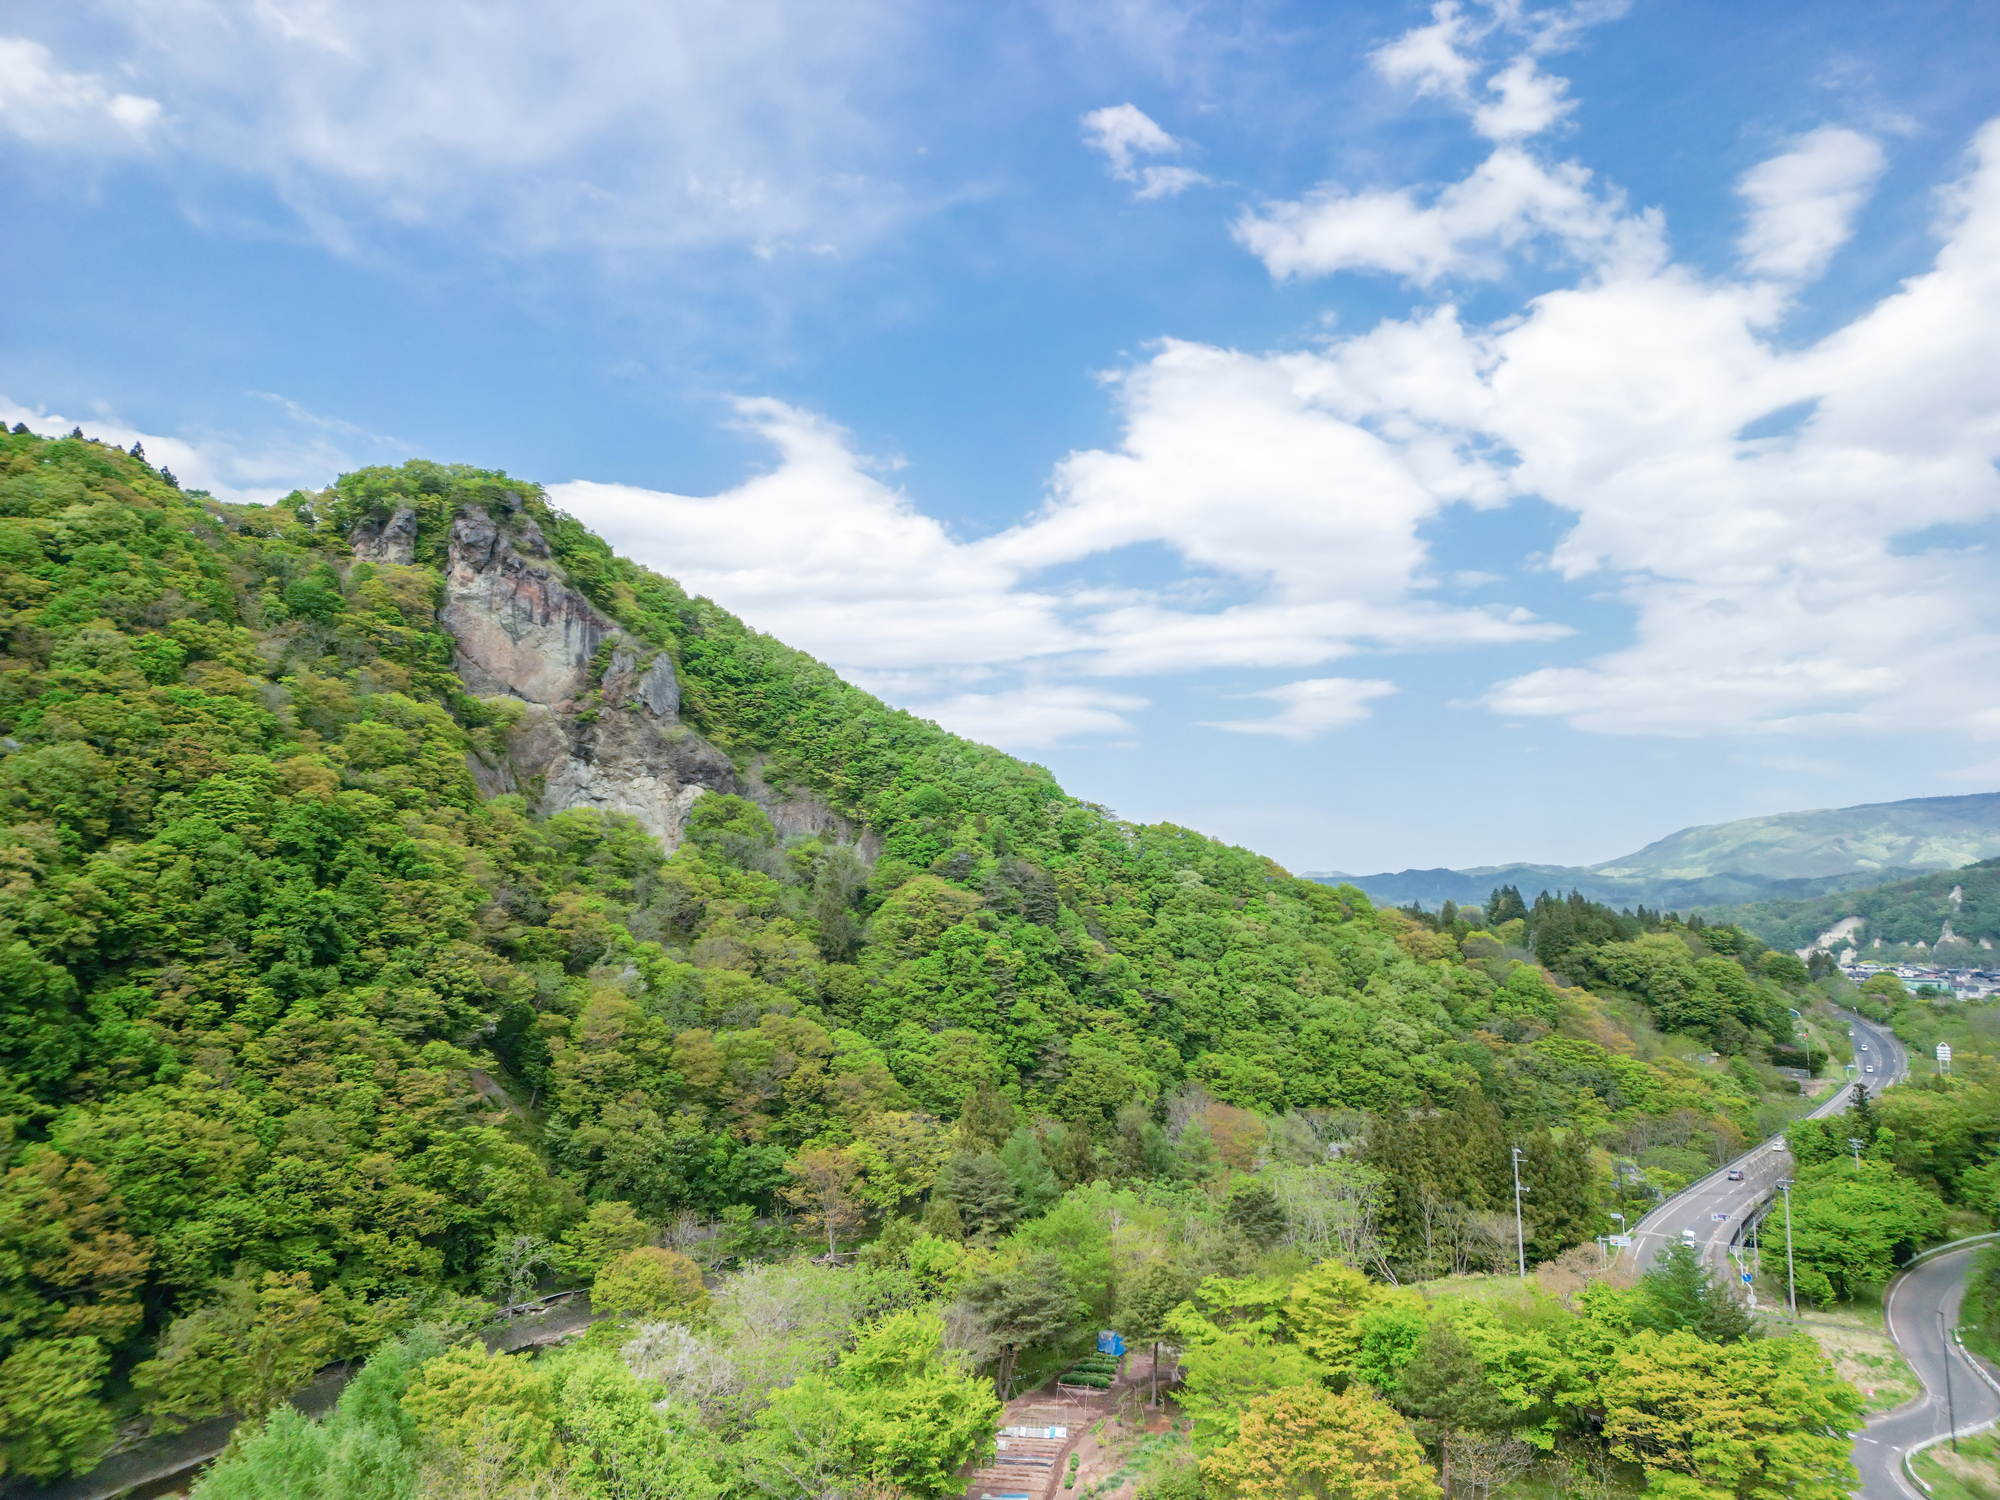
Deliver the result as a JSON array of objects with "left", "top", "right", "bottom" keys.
[
  {"left": 0, "top": 432, "right": 1866, "bottom": 1489},
  {"left": 1709, "top": 858, "right": 2000, "bottom": 960},
  {"left": 1318, "top": 792, "right": 2000, "bottom": 911}
]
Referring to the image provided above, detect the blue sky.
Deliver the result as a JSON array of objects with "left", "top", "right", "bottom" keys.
[{"left": 5, "top": 0, "right": 2000, "bottom": 875}]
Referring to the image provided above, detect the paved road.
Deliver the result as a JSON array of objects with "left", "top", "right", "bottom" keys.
[
  {"left": 1628, "top": 1009, "right": 1908, "bottom": 1278},
  {"left": 1855, "top": 1247, "right": 2000, "bottom": 1499}
]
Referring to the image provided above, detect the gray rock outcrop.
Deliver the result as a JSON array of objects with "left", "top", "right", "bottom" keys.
[
  {"left": 350, "top": 501, "right": 872, "bottom": 862},
  {"left": 442, "top": 508, "right": 611, "bottom": 708},
  {"left": 348, "top": 504, "right": 419, "bottom": 565},
  {"left": 354, "top": 505, "right": 741, "bottom": 849}
]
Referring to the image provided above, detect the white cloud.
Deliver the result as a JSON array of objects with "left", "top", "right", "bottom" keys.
[
  {"left": 1370, "top": 3, "right": 1480, "bottom": 103},
  {"left": 1201, "top": 677, "right": 1397, "bottom": 740},
  {"left": 1081, "top": 102, "right": 1208, "bottom": 198},
  {"left": 14, "top": 1, "right": 914, "bottom": 256},
  {"left": 1370, "top": 1, "right": 1605, "bottom": 139},
  {"left": 1234, "top": 147, "right": 1658, "bottom": 285},
  {"left": 1239, "top": 2, "right": 1645, "bottom": 284},
  {"left": 1471, "top": 56, "right": 1573, "bottom": 141},
  {"left": 0, "top": 35, "right": 159, "bottom": 146},
  {"left": 1297, "top": 117, "right": 2000, "bottom": 741},
  {"left": 0, "top": 396, "right": 379, "bottom": 504},
  {"left": 553, "top": 363, "right": 1563, "bottom": 743},
  {"left": 912, "top": 684, "right": 1151, "bottom": 750},
  {"left": 556, "top": 400, "right": 1072, "bottom": 674},
  {"left": 1737, "top": 126, "right": 1887, "bottom": 282}
]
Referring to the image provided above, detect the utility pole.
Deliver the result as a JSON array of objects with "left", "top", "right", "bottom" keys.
[
  {"left": 1778, "top": 1178, "right": 1797, "bottom": 1318},
  {"left": 1511, "top": 1146, "right": 1527, "bottom": 1279},
  {"left": 1942, "top": 1310, "right": 1959, "bottom": 1451},
  {"left": 1849, "top": 1137, "right": 1864, "bottom": 1173}
]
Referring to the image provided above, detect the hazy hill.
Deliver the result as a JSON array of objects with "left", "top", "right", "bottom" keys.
[
  {"left": 1314, "top": 792, "right": 2000, "bottom": 911},
  {"left": 1707, "top": 858, "right": 2000, "bottom": 959}
]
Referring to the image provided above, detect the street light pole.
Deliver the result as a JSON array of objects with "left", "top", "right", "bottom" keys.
[
  {"left": 1511, "top": 1147, "right": 1527, "bottom": 1279},
  {"left": 1942, "top": 1310, "right": 1959, "bottom": 1451},
  {"left": 1849, "top": 1137, "right": 1864, "bottom": 1173},
  {"left": 1778, "top": 1178, "right": 1797, "bottom": 1318}
]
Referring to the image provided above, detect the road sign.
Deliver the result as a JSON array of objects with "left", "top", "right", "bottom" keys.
[
  {"left": 1938, "top": 1043, "right": 1953, "bottom": 1061},
  {"left": 1742, "top": 1272, "right": 1752, "bottom": 1284},
  {"left": 1608, "top": 1235, "right": 1632, "bottom": 1246},
  {"left": 1712, "top": 1212, "right": 1730, "bottom": 1221}
]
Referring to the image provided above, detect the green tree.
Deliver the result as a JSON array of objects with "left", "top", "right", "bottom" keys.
[
  {"left": 1521, "top": 1129, "right": 1597, "bottom": 1262},
  {"left": 962, "top": 1252, "right": 1086, "bottom": 1397},
  {"left": 591, "top": 1247, "right": 709, "bottom": 1322},
  {"left": 135, "top": 1272, "right": 355, "bottom": 1432},
  {"left": 190, "top": 1325, "right": 444, "bottom": 1500},
  {"left": 1789, "top": 1160, "right": 1946, "bottom": 1298},
  {"left": 1226, "top": 1179, "right": 1288, "bottom": 1249},
  {"left": 557, "top": 1201, "right": 653, "bottom": 1283},
  {"left": 1393, "top": 1317, "right": 1511, "bottom": 1490},
  {"left": 958, "top": 1083, "right": 1017, "bottom": 1149},
  {"left": 1119, "top": 1262, "right": 1193, "bottom": 1406},
  {"left": 481, "top": 1233, "right": 555, "bottom": 1318},
  {"left": 1050, "top": 1121, "right": 1100, "bottom": 1189},
  {"left": 1201, "top": 1384, "right": 1439, "bottom": 1500},
  {"left": 940, "top": 1152, "right": 1022, "bottom": 1243},
  {"left": 0, "top": 1336, "right": 116, "bottom": 1481},
  {"left": 1287, "top": 1261, "right": 1380, "bottom": 1372},
  {"left": 1590, "top": 1328, "right": 1861, "bottom": 1500},
  {"left": 997, "top": 1127, "right": 1062, "bottom": 1215},
  {"left": 1639, "top": 1241, "right": 1755, "bottom": 1343},
  {"left": 550, "top": 1348, "right": 723, "bottom": 1500},
  {"left": 404, "top": 1342, "right": 561, "bottom": 1486},
  {"left": 751, "top": 1310, "right": 998, "bottom": 1499}
]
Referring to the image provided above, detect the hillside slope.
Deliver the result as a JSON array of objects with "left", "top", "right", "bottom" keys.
[
  {"left": 1316, "top": 792, "right": 2000, "bottom": 911},
  {"left": 1709, "top": 859, "right": 2000, "bottom": 959},
  {"left": 0, "top": 433, "right": 1830, "bottom": 1479}
]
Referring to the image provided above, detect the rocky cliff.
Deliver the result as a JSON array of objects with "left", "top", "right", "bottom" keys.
[
  {"left": 352, "top": 497, "right": 867, "bottom": 854},
  {"left": 352, "top": 499, "right": 731, "bottom": 849}
]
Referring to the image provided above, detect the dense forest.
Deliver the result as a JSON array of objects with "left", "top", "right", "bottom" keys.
[
  {"left": 0, "top": 432, "right": 1942, "bottom": 1497},
  {"left": 1706, "top": 860, "right": 2000, "bottom": 960}
]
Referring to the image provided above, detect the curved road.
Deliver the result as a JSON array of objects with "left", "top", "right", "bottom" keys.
[
  {"left": 1856, "top": 1247, "right": 2000, "bottom": 1499},
  {"left": 1628, "top": 1009, "right": 1908, "bottom": 1278}
]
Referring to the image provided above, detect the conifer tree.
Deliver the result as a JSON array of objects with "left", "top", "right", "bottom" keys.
[
  {"left": 1051, "top": 1120, "right": 1098, "bottom": 1188},
  {"left": 1639, "top": 1241, "right": 1754, "bottom": 1343},
  {"left": 1522, "top": 1129, "right": 1597, "bottom": 1261},
  {"left": 1395, "top": 1318, "right": 1511, "bottom": 1493},
  {"left": 939, "top": 1152, "right": 1020, "bottom": 1242},
  {"left": 1118, "top": 1263, "right": 1193, "bottom": 1406},
  {"left": 1226, "top": 1179, "right": 1287, "bottom": 1249},
  {"left": 959, "top": 1083, "right": 1017, "bottom": 1149},
  {"left": 962, "top": 1252, "right": 1086, "bottom": 1397}
]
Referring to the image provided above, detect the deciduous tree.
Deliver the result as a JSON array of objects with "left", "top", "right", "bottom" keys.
[{"left": 1202, "top": 1385, "right": 1439, "bottom": 1500}]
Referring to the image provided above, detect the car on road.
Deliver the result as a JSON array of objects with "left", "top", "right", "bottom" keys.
[
  {"left": 1866, "top": 1065, "right": 1875, "bottom": 1073},
  {"left": 1681, "top": 1228, "right": 1698, "bottom": 1244},
  {"left": 1727, "top": 1168, "right": 1744, "bottom": 1180}
]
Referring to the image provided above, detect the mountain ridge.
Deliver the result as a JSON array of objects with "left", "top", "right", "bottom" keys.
[{"left": 1312, "top": 792, "right": 2000, "bottom": 911}]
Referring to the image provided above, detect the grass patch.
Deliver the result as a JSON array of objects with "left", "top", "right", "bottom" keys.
[
  {"left": 1911, "top": 1428, "right": 2000, "bottom": 1500},
  {"left": 1777, "top": 1291, "right": 1921, "bottom": 1415}
]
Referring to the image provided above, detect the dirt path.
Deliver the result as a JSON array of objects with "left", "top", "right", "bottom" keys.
[{"left": 963, "top": 1347, "right": 1178, "bottom": 1500}]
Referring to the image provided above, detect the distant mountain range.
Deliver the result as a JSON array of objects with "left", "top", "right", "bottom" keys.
[{"left": 1310, "top": 792, "right": 2000, "bottom": 913}]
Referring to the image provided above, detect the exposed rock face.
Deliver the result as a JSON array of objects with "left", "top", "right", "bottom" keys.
[
  {"left": 364, "top": 505, "right": 743, "bottom": 849},
  {"left": 349, "top": 504, "right": 419, "bottom": 565},
  {"left": 442, "top": 509, "right": 610, "bottom": 708}
]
